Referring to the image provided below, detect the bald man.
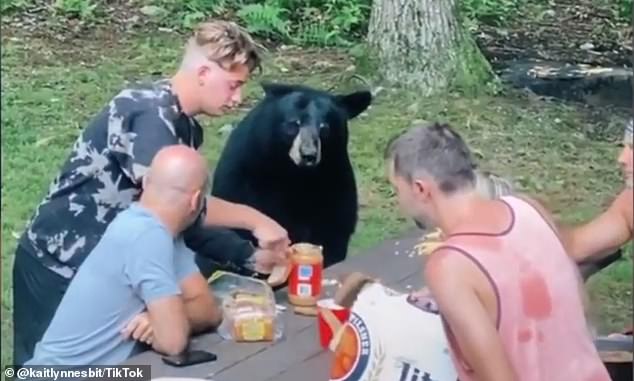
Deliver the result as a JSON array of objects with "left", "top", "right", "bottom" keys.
[{"left": 25, "top": 146, "right": 221, "bottom": 366}]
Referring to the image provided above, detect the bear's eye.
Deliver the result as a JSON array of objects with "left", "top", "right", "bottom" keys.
[
  {"left": 319, "top": 122, "right": 328, "bottom": 129},
  {"left": 283, "top": 120, "right": 301, "bottom": 135}
]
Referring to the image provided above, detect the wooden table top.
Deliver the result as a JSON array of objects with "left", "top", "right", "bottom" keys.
[
  {"left": 124, "top": 228, "right": 633, "bottom": 380},
  {"left": 123, "top": 229, "right": 426, "bottom": 381}
]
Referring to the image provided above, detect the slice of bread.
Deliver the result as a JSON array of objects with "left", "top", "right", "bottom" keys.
[{"left": 267, "top": 264, "right": 291, "bottom": 287}]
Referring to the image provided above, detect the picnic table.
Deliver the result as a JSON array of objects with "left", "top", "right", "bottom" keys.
[
  {"left": 123, "top": 229, "right": 426, "bottom": 381},
  {"left": 124, "top": 229, "right": 633, "bottom": 381}
]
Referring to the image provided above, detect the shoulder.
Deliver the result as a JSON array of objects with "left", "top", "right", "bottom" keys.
[
  {"left": 509, "top": 193, "right": 551, "bottom": 215},
  {"left": 110, "top": 79, "right": 176, "bottom": 109},
  {"left": 107, "top": 80, "right": 202, "bottom": 148},
  {"left": 509, "top": 194, "right": 560, "bottom": 227},
  {"left": 423, "top": 247, "right": 488, "bottom": 313},
  {"left": 109, "top": 205, "right": 173, "bottom": 248},
  {"left": 424, "top": 247, "right": 476, "bottom": 289},
  {"left": 108, "top": 80, "right": 182, "bottom": 133}
]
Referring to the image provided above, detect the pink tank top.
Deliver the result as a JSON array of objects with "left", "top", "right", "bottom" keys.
[{"left": 437, "top": 196, "right": 610, "bottom": 381}]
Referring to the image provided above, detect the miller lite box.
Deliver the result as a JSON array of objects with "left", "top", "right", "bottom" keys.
[{"left": 328, "top": 281, "right": 458, "bottom": 381}]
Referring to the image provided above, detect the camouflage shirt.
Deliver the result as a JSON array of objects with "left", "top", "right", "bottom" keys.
[{"left": 19, "top": 79, "right": 203, "bottom": 279}]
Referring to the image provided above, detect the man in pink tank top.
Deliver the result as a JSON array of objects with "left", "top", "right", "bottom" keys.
[{"left": 384, "top": 122, "right": 611, "bottom": 381}]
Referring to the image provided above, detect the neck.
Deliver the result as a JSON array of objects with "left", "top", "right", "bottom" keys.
[
  {"left": 433, "top": 189, "right": 482, "bottom": 235},
  {"left": 139, "top": 198, "right": 183, "bottom": 237},
  {"left": 170, "top": 71, "right": 200, "bottom": 116}
]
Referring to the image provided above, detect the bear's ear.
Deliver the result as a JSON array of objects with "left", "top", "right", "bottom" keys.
[
  {"left": 261, "top": 82, "right": 296, "bottom": 98},
  {"left": 336, "top": 91, "right": 372, "bottom": 120}
]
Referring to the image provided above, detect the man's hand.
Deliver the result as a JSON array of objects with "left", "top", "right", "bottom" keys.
[
  {"left": 408, "top": 287, "right": 439, "bottom": 313},
  {"left": 251, "top": 247, "right": 290, "bottom": 274},
  {"left": 252, "top": 218, "right": 290, "bottom": 252},
  {"left": 203, "top": 196, "right": 290, "bottom": 252},
  {"left": 121, "top": 312, "right": 153, "bottom": 345}
]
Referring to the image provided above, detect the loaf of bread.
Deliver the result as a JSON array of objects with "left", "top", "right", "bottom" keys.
[
  {"left": 226, "top": 291, "right": 276, "bottom": 342},
  {"left": 232, "top": 314, "right": 275, "bottom": 342}
]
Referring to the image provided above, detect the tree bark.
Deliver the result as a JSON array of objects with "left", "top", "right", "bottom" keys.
[{"left": 367, "top": 0, "right": 492, "bottom": 95}]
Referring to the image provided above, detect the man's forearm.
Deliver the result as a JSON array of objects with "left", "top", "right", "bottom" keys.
[
  {"left": 557, "top": 190, "right": 633, "bottom": 263},
  {"left": 183, "top": 294, "right": 222, "bottom": 333},
  {"left": 557, "top": 218, "right": 627, "bottom": 263},
  {"left": 205, "top": 196, "right": 267, "bottom": 231},
  {"left": 556, "top": 223, "right": 598, "bottom": 262},
  {"left": 146, "top": 298, "right": 191, "bottom": 356}
]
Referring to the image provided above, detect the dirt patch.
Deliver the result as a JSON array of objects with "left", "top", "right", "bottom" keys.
[
  {"left": 474, "top": 0, "right": 632, "bottom": 68},
  {"left": 3, "top": 0, "right": 630, "bottom": 72}
]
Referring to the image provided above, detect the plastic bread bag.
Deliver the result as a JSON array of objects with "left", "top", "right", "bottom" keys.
[{"left": 209, "top": 271, "right": 285, "bottom": 342}]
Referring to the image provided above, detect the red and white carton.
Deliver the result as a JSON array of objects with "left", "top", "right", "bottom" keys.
[{"left": 329, "top": 282, "right": 458, "bottom": 381}]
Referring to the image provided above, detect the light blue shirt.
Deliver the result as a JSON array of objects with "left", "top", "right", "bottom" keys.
[{"left": 26, "top": 203, "right": 199, "bottom": 366}]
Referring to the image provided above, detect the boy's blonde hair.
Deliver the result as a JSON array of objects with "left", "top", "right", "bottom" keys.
[{"left": 182, "top": 20, "right": 263, "bottom": 73}]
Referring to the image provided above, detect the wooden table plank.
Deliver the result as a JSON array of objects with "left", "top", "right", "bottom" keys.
[
  {"left": 125, "top": 294, "right": 320, "bottom": 380},
  {"left": 124, "top": 229, "right": 427, "bottom": 380},
  {"left": 210, "top": 233, "right": 427, "bottom": 381},
  {"left": 266, "top": 351, "right": 333, "bottom": 381},
  {"left": 258, "top": 270, "right": 426, "bottom": 381},
  {"left": 211, "top": 320, "right": 321, "bottom": 380}
]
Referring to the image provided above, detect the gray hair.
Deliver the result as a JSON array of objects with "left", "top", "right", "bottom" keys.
[
  {"left": 385, "top": 122, "right": 477, "bottom": 194},
  {"left": 474, "top": 170, "right": 514, "bottom": 199}
]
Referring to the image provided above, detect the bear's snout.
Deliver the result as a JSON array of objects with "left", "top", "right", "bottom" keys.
[
  {"left": 289, "top": 127, "right": 321, "bottom": 167},
  {"left": 299, "top": 138, "right": 318, "bottom": 164}
]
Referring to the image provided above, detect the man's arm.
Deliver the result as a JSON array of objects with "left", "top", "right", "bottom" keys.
[
  {"left": 204, "top": 196, "right": 267, "bottom": 231},
  {"left": 125, "top": 229, "right": 191, "bottom": 356},
  {"left": 557, "top": 190, "right": 632, "bottom": 263},
  {"left": 425, "top": 250, "right": 518, "bottom": 381},
  {"left": 204, "top": 196, "right": 290, "bottom": 250},
  {"left": 518, "top": 192, "right": 632, "bottom": 263},
  {"left": 183, "top": 226, "right": 257, "bottom": 276},
  {"left": 179, "top": 273, "right": 222, "bottom": 333},
  {"left": 145, "top": 297, "right": 190, "bottom": 355},
  {"left": 174, "top": 243, "right": 223, "bottom": 333}
]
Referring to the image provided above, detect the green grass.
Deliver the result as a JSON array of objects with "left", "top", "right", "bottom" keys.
[{"left": 1, "top": 30, "right": 632, "bottom": 369}]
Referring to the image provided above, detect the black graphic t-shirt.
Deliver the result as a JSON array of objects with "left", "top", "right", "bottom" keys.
[{"left": 18, "top": 79, "right": 203, "bottom": 279}]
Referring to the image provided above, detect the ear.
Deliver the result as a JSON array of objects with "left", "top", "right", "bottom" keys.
[
  {"left": 191, "top": 189, "right": 203, "bottom": 211},
  {"left": 412, "top": 179, "right": 432, "bottom": 200},
  {"left": 261, "top": 82, "right": 296, "bottom": 98},
  {"left": 196, "top": 65, "right": 211, "bottom": 82},
  {"left": 335, "top": 90, "right": 372, "bottom": 120}
]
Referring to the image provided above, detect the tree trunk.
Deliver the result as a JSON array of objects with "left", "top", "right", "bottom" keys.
[{"left": 367, "top": 0, "right": 492, "bottom": 95}]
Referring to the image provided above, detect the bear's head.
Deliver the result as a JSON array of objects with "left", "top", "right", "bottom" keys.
[{"left": 257, "top": 82, "right": 372, "bottom": 168}]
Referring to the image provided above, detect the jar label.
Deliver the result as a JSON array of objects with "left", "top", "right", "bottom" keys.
[
  {"left": 298, "top": 283, "right": 312, "bottom": 296},
  {"left": 298, "top": 264, "right": 313, "bottom": 281},
  {"left": 289, "top": 261, "right": 323, "bottom": 301}
]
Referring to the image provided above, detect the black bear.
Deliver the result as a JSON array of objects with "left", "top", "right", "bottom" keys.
[{"left": 185, "top": 82, "right": 372, "bottom": 276}]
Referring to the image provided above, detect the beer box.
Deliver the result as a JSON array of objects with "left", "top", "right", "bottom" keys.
[{"left": 329, "top": 282, "right": 458, "bottom": 381}]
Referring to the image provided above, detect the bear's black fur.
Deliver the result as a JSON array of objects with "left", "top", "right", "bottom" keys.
[{"left": 185, "top": 82, "right": 372, "bottom": 275}]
